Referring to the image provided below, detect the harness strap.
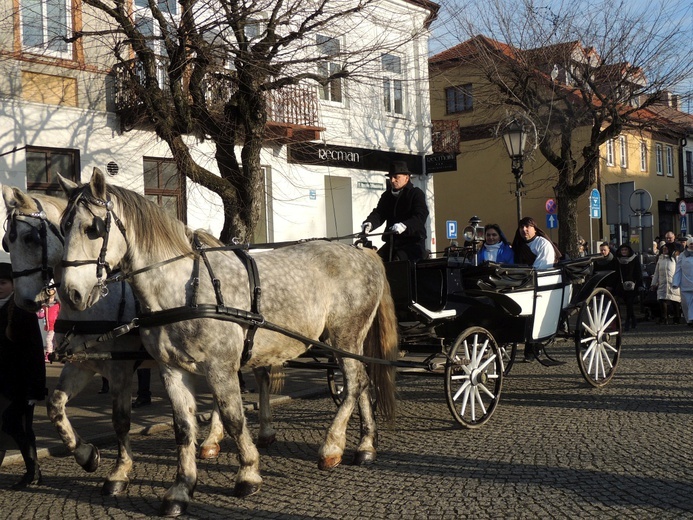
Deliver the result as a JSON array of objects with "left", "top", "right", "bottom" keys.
[
  {"left": 54, "top": 319, "right": 141, "bottom": 335},
  {"left": 232, "top": 248, "right": 262, "bottom": 365}
]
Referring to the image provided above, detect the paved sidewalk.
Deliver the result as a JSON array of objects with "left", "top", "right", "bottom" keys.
[{"left": 1, "top": 361, "right": 328, "bottom": 467}]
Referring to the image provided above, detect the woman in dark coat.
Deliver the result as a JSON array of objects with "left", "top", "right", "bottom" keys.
[
  {"left": 614, "top": 244, "right": 643, "bottom": 331},
  {"left": 0, "top": 263, "right": 46, "bottom": 489}
]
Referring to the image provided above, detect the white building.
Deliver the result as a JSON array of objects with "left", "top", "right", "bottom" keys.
[{"left": 0, "top": 0, "right": 439, "bottom": 259}]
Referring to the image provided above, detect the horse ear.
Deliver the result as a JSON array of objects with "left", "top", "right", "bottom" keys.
[
  {"left": 2, "top": 185, "right": 31, "bottom": 212},
  {"left": 57, "top": 174, "right": 79, "bottom": 197},
  {"left": 90, "top": 167, "right": 107, "bottom": 200}
]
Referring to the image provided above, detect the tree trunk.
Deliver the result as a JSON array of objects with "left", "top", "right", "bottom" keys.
[{"left": 556, "top": 191, "right": 579, "bottom": 259}]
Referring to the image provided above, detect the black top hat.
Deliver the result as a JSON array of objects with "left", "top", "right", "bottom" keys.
[
  {"left": 0, "top": 262, "right": 12, "bottom": 280},
  {"left": 386, "top": 161, "right": 413, "bottom": 177}
]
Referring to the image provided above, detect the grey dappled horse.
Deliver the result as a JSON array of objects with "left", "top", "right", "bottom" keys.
[
  {"left": 57, "top": 168, "right": 399, "bottom": 517},
  {"left": 1, "top": 186, "right": 233, "bottom": 494}
]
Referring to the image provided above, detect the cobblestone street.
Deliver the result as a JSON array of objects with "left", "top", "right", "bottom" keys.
[{"left": 1, "top": 322, "right": 692, "bottom": 519}]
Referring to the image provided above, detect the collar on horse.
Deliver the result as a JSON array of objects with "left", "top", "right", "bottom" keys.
[
  {"left": 60, "top": 191, "right": 126, "bottom": 296},
  {"left": 3, "top": 197, "right": 64, "bottom": 290}
]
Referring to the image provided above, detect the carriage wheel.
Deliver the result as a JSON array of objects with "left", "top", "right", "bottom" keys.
[
  {"left": 327, "top": 367, "right": 377, "bottom": 407},
  {"left": 500, "top": 343, "right": 517, "bottom": 376},
  {"left": 327, "top": 367, "right": 345, "bottom": 406},
  {"left": 575, "top": 288, "right": 622, "bottom": 387},
  {"left": 444, "top": 327, "right": 503, "bottom": 429}
]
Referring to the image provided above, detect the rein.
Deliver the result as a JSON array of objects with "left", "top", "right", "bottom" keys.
[{"left": 3, "top": 198, "right": 64, "bottom": 291}]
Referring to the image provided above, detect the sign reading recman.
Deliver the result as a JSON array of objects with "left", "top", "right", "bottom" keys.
[{"left": 288, "top": 143, "right": 423, "bottom": 175}]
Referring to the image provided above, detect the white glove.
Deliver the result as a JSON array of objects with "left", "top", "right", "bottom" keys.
[
  {"left": 390, "top": 222, "right": 407, "bottom": 234},
  {"left": 361, "top": 222, "right": 372, "bottom": 234},
  {"left": 27, "top": 400, "right": 37, "bottom": 406}
]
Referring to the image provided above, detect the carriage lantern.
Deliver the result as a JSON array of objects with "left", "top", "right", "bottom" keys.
[{"left": 501, "top": 119, "right": 528, "bottom": 222}]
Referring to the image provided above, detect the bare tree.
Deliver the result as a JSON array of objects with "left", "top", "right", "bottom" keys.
[
  {"left": 433, "top": 0, "right": 693, "bottom": 257},
  {"left": 53, "top": 0, "right": 431, "bottom": 242}
]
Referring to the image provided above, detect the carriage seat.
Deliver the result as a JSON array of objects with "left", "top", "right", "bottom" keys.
[{"left": 462, "top": 263, "right": 534, "bottom": 293}]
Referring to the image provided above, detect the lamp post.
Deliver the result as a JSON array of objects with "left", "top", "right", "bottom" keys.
[{"left": 502, "top": 119, "right": 528, "bottom": 223}]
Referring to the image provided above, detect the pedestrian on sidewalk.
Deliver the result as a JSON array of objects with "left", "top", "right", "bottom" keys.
[
  {"left": 650, "top": 243, "right": 681, "bottom": 324},
  {"left": 36, "top": 288, "right": 60, "bottom": 362},
  {"left": 0, "top": 263, "right": 47, "bottom": 489},
  {"left": 673, "top": 236, "right": 693, "bottom": 326}
]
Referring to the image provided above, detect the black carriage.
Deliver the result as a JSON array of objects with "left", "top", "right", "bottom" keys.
[{"left": 307, "top": 221, "right": 622, "bottom": 430}]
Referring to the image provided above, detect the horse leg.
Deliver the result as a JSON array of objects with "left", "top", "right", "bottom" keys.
[
  {"left": 254, "top": 367, "right": 276, "bottom": 448},
  {"left": 47, "top": 364, "right": 101, "bottom": 473},
  {"left": 318, "top": 357, "right": 365, "bottom": 470},
  {"left": 101, "top": 362, "right": 135, "bottom": 496},
  {"left": 353, "top": 375, "right": 378, "bottom": 466},
  {"left": 199, "top": 403, "right": 223, "bottom": 459},
  {"left": 207, "top": 365, "right": 262, "bottom": 498},
  {"left": 159, "top": 366, "right": 199, "bottom": 518}
]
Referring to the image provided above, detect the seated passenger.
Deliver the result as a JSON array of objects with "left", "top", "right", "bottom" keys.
[
  {"left": 477, "top": 224, "right": 514, "bottom": 264},
  {"left": 511, "top": 217, "right": 562, "bottom": 269}
]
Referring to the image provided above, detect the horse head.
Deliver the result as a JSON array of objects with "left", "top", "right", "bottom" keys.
[
  {"left": 2, "top": 185, "right": 66, "bottom": 311},
  {"left": 58, "top": 167, "right": 128, "bottom": 311}
]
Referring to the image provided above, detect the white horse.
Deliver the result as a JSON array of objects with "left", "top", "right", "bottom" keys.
[
  {"left": 57, "top": 168, "right": 399, "bottom": 517},
  {"left": 1, "top": 186, "right": 253, "bottom": 494}
]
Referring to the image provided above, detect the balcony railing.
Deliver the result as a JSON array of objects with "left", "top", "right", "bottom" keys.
[
  {"left": 113, "top": 58, "right": 323, "bottom": 142},
  {"left": 431, "top": 120, "right": 460, "bottom": 154}
]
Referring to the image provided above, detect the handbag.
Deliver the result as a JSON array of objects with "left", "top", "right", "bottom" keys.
[{"left": 623, "top": 281, "right": 636, "bottom": 291}]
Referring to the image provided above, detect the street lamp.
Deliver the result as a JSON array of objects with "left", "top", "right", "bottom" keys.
[{"left": 501, "top": 119, "right": 528, "bottom": 223}]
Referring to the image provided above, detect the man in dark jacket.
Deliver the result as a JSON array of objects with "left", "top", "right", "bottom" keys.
[
  {"left": 362, "top": 161, "right": 429, "bottom": 262},
  {"left": 0, "top": 263, "right": 47, "bottom": 489}
]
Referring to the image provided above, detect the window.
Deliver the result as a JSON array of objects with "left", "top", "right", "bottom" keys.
[
  {"left": 134, "top": 0, "right": 177, "bottom": 87},
  {"left": 381, "top": 54, "right": 403, "bottom": 115},
  {"left": 21, "top": 0, "right": 72, "bottom": 58},
  {"left": 143, "top": 158, "right": 185, "bottom": 222},
  {"left": 445, "top": 84, "right": 473, "bottom": 114},
  {"left": 605, "top": 139, "right": 614, "bottom": 166},
  {"left": 317, "top": 35, "right": 342, "bottom": 103},
  {"left": 640, "top": 141, "right": 647, "bottom": 171},
  {"left": 252, "top": 166, "right": 273, "bottom": 244},
  {"left": 655, "top": 144, "right": 663, "bottom": 175},
  {"left": 26, "top": 147, "right": 79, "bottom": 197},
  {"left": 619, "top": 136, "right": 627, "bottom": 168},
  {"left": 666, "top": 146, "right": 674, "bottom": 177}
]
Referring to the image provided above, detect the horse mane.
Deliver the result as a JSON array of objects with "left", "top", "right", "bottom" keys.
[{"left": 104, "top": 184, "right": 193, "bottom": 258}]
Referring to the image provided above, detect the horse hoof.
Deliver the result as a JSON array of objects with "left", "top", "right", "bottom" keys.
[
  {"left": 318, "top": 455, "right": 342, "bottom": 470},
  {"left": 198, "top": 443, "right": 220, "bottom": 459},
  {"left": 257, "top": 433, "right": 276, "bottom": 449},
  {"left": 82, "top": 447, "right": 101, "bottom": 473},
  {"left": 233, "top": 481, "right": 261, "bottom": 498},
  {"left": 159, "top": 499, "right": 188, "bottom": 517},
  {"left": 352, "top": 450, "right": 377, "bottom": 465},
  {"left": 101, "top": 479, "right": 129, "bottom": 496}
]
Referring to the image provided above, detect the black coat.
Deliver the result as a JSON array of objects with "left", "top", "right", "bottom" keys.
[
  {"left": 365, "top": 181, "right": 429, "bottom": 261},
  {"left": 0, "top": 298, "right": 46, "bottom": 402}
]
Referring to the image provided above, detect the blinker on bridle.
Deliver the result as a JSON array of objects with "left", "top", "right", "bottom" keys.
[
  {"left": 3, "top": 198, "right": 64, "bottom": 290},
  {"left": 60, "top": 191, "right": 126, "bottom": 297}
]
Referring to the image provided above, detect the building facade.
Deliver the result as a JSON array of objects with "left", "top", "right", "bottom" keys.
[
  {"left": 429, "top": 37, "right": 693, "bottom": 254},
  {"left": 0, "top": 0, "right": 439, "bottom": 260}
]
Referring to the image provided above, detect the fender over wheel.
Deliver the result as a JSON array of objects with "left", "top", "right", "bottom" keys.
[
  {"left": 444, "top": 327, "right": 503, "bottom": 429},
  {"left": 575, "top": 288, "right": 622, "bottom": 387}
]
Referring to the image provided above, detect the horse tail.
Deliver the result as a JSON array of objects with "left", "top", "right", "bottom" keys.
[
  {"left": 364, "top": 276, "right": 399, "bottom": 424},
  {"left": 268, "top": 366, "right": 285, "bottom": 394}
]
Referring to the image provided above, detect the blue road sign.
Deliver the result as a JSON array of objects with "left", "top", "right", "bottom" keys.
[
  {"left": 590, "top": 188, "right": 601, "bottom": 219},
  {"left": 546, "top": 214, "right": 558, "bottom": 229},
  {"left": 681, "top": 217, "right": 687, "bottom": 233},
  {"left": 446, "top": 220, "right": 458, "bottom": 240}
]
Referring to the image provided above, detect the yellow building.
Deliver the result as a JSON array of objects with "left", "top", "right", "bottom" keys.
[{"left": 429, "top": 36, "right": 693, "bottom": 255}]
